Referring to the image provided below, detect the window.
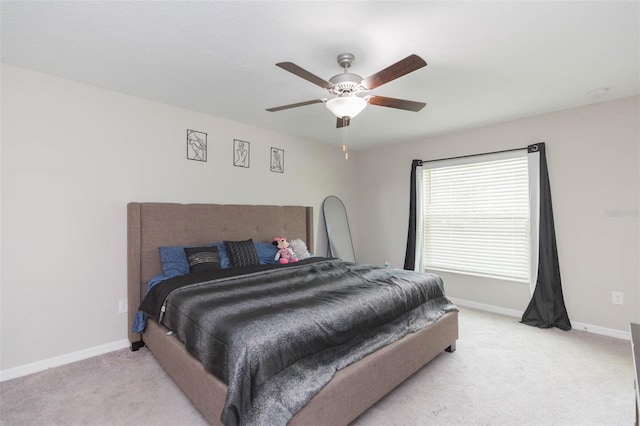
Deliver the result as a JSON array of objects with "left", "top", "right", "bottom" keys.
[{"left": 420, "top": 154, "right": 530, "bottom": 282}]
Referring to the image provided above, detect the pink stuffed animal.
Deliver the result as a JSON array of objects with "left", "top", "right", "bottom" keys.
[{"left": 273, "top": 237, "right": 298, "bottom": 264}]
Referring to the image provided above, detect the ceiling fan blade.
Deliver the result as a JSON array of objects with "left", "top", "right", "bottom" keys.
[
  {"left": 368, "top": 95, "right": 426, "bottom": 112},
  {"left": 336, "top": 117, "right": 350, "bottom": 128},
  {"left": 276, "top": 62, "right": 334, "bottom": 90},
  {"left": 361, "top": 54, "right": 427, "bottom": 90},
  {"left": 266, "top": 99, "right": 325, "bottom": 112}
]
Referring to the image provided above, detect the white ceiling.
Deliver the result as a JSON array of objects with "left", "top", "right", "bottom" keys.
[{"left": 2, "top": 1, "right": 639, "bottom": 151}]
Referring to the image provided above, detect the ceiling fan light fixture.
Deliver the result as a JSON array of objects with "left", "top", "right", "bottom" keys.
[{"left": 325, "top": 96, "right": 367, "bottom": 119}]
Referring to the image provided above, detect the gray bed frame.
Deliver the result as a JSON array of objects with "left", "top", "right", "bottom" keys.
[{"left": 127, "top": 202, "right": 458, "bottom": 425}]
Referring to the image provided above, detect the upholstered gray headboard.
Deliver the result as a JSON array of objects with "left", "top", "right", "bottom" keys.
[{"left": 127, "top": 202, "right": 314, "bottom": 345}]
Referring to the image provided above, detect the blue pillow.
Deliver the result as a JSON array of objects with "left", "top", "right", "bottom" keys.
[
  {"left": 159, "top": 246, "right": 190, "bottom": 277},
  {"left": 160, "top": 243, "right": 231, "bottom": 276},
  {"left": 255, "top": 242, "right": 278, "bottom": 265},
  {"left": 214, "top": 242, "right": 231, "bottom": 268}
]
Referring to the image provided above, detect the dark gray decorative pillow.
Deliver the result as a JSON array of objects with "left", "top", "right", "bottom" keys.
[
  {"left": 184, "top": 246, "right": 221, "bottom": 273},
  {"left": 224, "top": 239, "right": 260, "bottom": 268}
]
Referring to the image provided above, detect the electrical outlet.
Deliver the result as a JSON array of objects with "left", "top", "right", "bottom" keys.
[
  {"left": 118, "top": 299, "right": 128, "bottom": 314},
  {"left": 611, "top": 291, "right": 624, "bottom": 305}
]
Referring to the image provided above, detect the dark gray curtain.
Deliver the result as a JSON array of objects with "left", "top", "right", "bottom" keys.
[
  {"left": 521, "top": 143, "right": 571, "bottom": 330},
  {"left": 404, "top": 160, "right": 422, "bottom": 270}
]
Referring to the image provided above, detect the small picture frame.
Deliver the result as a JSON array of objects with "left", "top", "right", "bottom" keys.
[
  {"left": 270, "top": 147, "right": 284, "bottom": 173},
  {"left": 233, "top": 139, "right": 250, "bottom": 168},
  {"left": 186, "top": 130, "right": 207, "bottom": 162}
]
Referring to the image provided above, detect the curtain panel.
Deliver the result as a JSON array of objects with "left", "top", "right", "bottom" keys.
[
  {"left": 404, "top": 159, "right": 422, "bottom": 270},
  {"left": 520, "top": 143, "right": 571, "bottom": 330}
]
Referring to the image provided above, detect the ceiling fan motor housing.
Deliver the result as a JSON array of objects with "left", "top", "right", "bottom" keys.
[
  {"left": 329, "top": 72, "right": 366, "bottom": 95},
  {"left": 330, "top": 53, "right": 367, "bottom": 95}
]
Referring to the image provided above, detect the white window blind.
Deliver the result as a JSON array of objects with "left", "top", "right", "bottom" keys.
[{"left": 422, "top": 156, "right": 530, "bottom": 282}]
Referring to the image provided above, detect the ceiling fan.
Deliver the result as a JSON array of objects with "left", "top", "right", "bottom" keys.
[{"left": 266, "top": 53, "right": 427, "bottom": 128}]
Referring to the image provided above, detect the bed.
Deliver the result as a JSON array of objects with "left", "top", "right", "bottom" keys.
[{"left": 127, "top": 202, "right": 458, "bottom": 425}]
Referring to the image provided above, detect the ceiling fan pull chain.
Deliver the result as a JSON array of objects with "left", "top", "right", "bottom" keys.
[
  {"left": 343, "top": 123, "right": 349, "bottom": 160},
  {"left": 342, "top": 125, "right": 346, "bottom": 153}
]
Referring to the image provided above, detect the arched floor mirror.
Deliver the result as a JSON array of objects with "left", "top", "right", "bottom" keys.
[{"left": 323, "top": 195, "right": 356, "bottom": 262}]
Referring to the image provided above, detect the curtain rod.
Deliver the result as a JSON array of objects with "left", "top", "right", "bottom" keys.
[{"left": 416, "top": 146, "right": 528, "bottom": 166}]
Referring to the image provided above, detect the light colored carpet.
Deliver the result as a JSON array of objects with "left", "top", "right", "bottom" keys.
[{"left": 0, "top": 307, "right": 634, "bottom": 425}]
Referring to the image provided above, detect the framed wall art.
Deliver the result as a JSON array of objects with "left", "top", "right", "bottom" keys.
[
  {"left": 233, "top": 139, "right": 250, "bottom": 168},
  {"left": 186, "top": 129, "right": 207, "bottom": 162},
  {"left": 270, "top": 147, "right": 284, "bottom": 173}
]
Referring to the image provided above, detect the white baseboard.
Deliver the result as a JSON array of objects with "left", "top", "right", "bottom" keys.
[
  {"left": 450, "top": 297, "right": 631, "bottom": 341},
  {"left": 0, "top": 339, "right": 130, "bottom": 382},
  {"left": 449, "top": 297, "right": 524, "bottom": 318},
  {"left": 569, "top": 321, "right": 631, "bottom": 340}
]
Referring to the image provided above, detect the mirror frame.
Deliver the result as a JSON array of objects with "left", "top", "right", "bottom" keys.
[{"left": 322, "top": 195, "right": 356, "bottom": 262}]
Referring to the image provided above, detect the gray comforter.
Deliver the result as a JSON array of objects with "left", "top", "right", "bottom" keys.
[{"left": 146, "top": 258, "right": 456, "bottom": 425}]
